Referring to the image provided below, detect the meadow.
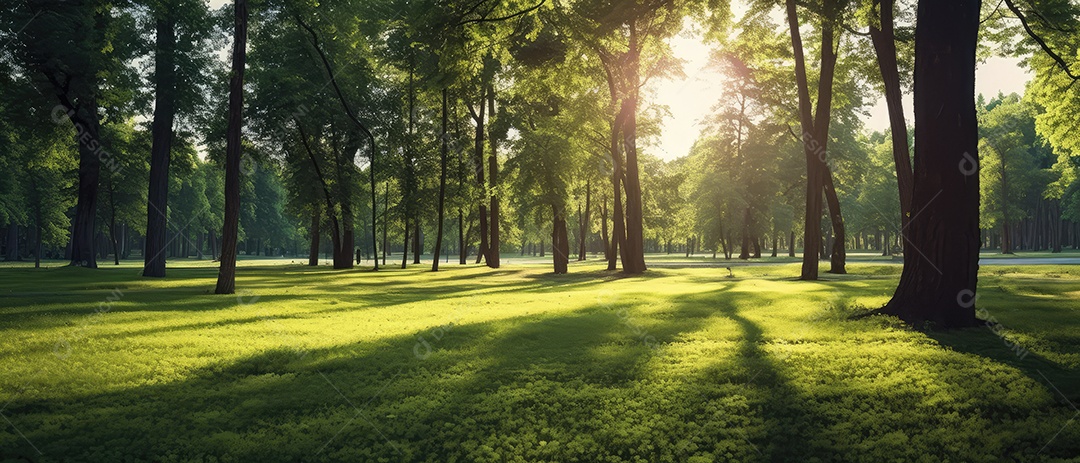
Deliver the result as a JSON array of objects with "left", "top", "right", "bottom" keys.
[{"left": 1, "top": 258, "right": 1078, "bottom": 462}]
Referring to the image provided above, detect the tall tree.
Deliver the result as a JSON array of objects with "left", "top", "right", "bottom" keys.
[
  {"left": 18, "top": 0, "right": 139, "bottom": 268},
  {"left": 215, "top": 0, "right": 248, "bottom": 294},
  {"left": 880, "top": 0, "right": 981, "bottom": 328},
  {"left": 867, "top": 0, "right": 914, "bottom": 235}
]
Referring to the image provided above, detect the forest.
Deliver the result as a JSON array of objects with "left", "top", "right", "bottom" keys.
[{"left": 2, "top": 0, "right": 1080, "bottom": 461}]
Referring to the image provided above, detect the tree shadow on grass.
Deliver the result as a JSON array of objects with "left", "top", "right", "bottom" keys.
[
  {"left": 925, "top": 320, "right": 1080, "bottom": 404},
  {"left": 0, "top": 292, "right": 720, "bottom": 462}
]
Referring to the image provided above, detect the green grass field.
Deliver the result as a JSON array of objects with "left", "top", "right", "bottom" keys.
[{"left": 1, "top": 260, "right": 1078, "bottom": 462}]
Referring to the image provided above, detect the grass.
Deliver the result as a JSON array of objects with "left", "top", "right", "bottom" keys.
[{"left": 1, "top": 260, "right": 1078, "bottom": 462}]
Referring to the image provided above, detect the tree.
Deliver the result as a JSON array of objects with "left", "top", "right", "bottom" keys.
[
  {"left": 978, "top": 94, "right": 1039, "bottom": 254},
  {"left": 559, "top": 0, "right": 690, "bottom": 274},
  {"left": 866, "top": 0, "right": 915, "bottom": 237},
  {"left": 143, "top": 0, "right": 214, "bottom": 277},
  {"left": 784, "top": 0, "right": 852, "bottom": 278},
  {"left": 215, "top": 0, "right": 249, "bottom": 295},
  {"left": 17, "top": 0, "right": 140, "bottom": 268},
  {"left": 880, "top": 0, "right": 981, "bottom": 328}
]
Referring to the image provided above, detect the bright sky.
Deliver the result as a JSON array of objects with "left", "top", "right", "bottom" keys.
[{"left": 650, "top": 25, "right": 1033, "bottom": 161}]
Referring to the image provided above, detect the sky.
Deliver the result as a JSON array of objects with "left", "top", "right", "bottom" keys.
[{"left": 649, "top": 27, "right": 1033, "bottom": 161}]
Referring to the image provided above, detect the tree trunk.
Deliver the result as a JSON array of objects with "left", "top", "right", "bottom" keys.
[
  {"left": 600, "top": 194, "right": 611, "bottom": 266},
  {"left": 34, "top": 218, "right": 42, "bottom": 268},
  {"left": 412, "top": 222, "right": 421, "bottom": 264},
  {"left": 786, "top": 0, "right": 827, "bottom": 280},
  {"left": 143, "top": 16, "right": 177, "bottom": 277},
  {"left": 620, "top": 29, "right": 647, "bottom": 274},
  {"left": 552, "top": 208, "right": 569, "bottom": 274},
  {"left": 869, "top": 0, "right": 914, "bottom": 238},
  {"left": 579, "top": 180, "right": 591, "bottom": 261},
  {"left": 487, "top": 85, "right": 500, "bottom": 268},
  {"left": 882, "top": 0, "right": 980, "bottom": 328},
  {"left": 822, "top": 165, "right": 847, "bottom": 273},
  {"left": 108, "top": 187, "right": 120, "bottom": 265},
  {"left": 214, "top": 0, "right": 247, "bottom": 294},
  {"left": 471, "top": 89, "right": 488, "bottom": 265},
  {"left": 401, "top": 219, "right": 410, "bottom": 269},
  {"left": 67, "top": 99, "right": 103, "bottom": 268},
  {"left": 308, "top": 208, "right": 320, "bottom": 266},
  {"left": 739, "top": 207, "right": 752, "bottom": 260},
  {"left": 383, "top": 182, "right": 389, "bottom": 266},
  {"left": 433, "top": 88, "right": 449, "bottom": 272},
  {"left": 459, "top": 211, "right": 466, "bottom": 264}
]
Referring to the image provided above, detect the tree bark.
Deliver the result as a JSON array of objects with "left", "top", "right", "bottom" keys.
[
  {"left": 552, "top": 207, "right": 570, "bottom": 274},
  {"left": 143, "top": 15, "right": 177, "bottom": 278},
  {"left": 308, "top": 208, "right": 320, "bottom": 266},
  {"left": 67, "top": 99, "right": 102, "bottom": 268},
  {"left": 401, "top": 219, "right": 410, "bottom": 269},
  {"left": 470, "top": 90, "right": 488, "bottom": 265},
  {"left": 869, "top": 0, "right": 914, "bottom": 236},
  {"left": 579, "top": 180, "right": 591, "bottom": 261},
  {"left": 822, "top": 164, "right": 847, "bottom": 273},
  {"left": 215, "top": 0, "right": 247, "bottom": 294},
  {"left": 882, "top": 0, "right": 981, "bottom": 328},
  {"left": 433, "top": 88, "right": 449, "bottom": 272},
  {"left": 487, "top": 85, "right": 500, "bottom": 268},
  {"left": 620, "top": 26, "right": 647, "bottom": 274},
  {"left": 786, "top": 0, "right": 823, "bottom": 280},
  {"left": 412, "top": 222, "right": 421, "bottom": 264}
]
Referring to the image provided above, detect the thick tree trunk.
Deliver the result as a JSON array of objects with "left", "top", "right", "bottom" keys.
[
  {"left": 882, "top": 0, "right": 981, "bottom": 328},
  {"left": 143, "top": 16, "right": 177, "bottom": 278},
  {"left": 552, "top": 208, "right": 570, "bottom": 274},
  {"left": 214, "top": 0, "right": 247, "bottom": 294},
  {"left": 308, "top": 208, "right": 320, "bottom": 266},
  {"left": 620, "top": 33, "right": 647, "bottom": 274},
  {"left": 68, "top": 100, "right": 103, "bottom": 268},
  {"left": 739, "top": 207, "right": 752, "bottom": 260}
]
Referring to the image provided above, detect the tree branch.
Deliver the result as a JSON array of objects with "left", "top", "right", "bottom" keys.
[
  {"left": 1004, "top": 0, "right": 1079, "bottom": 80},
  {"left": 457, "top": 0, "right": 545, "bottom": 26}
]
